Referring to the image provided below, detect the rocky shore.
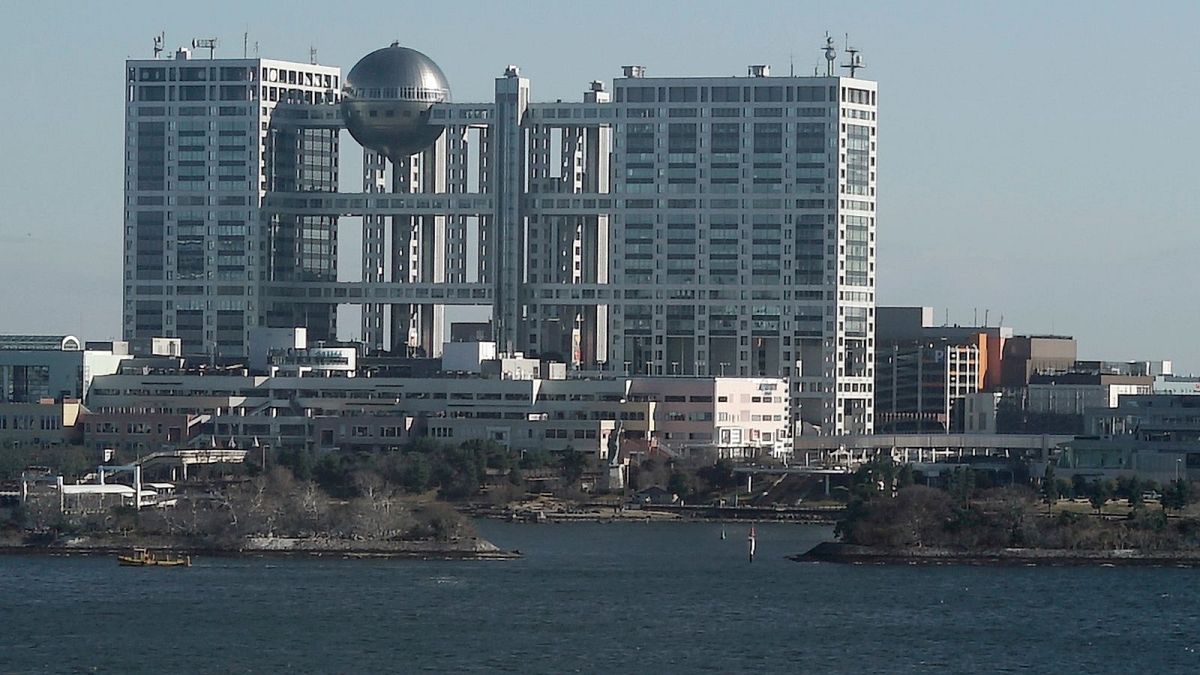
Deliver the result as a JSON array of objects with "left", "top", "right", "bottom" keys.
[
  {"left": 790, "top": 541, "right": 1200, "bottom": 567},
  {"left": 0, "top": 534, "right": 521, "bottom": 560}
]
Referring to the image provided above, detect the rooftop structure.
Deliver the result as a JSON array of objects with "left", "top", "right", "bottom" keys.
[{"left": 0, "top": 336, "right": 81, "bottom": 351}]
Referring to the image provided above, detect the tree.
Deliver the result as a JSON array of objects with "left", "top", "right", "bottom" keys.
[
  {"left": 1071, "top": 474, "right": 1089, "bottom": 501},
  {"left": 1042, "top": 464, "right": 1060, "bottom": 514},
  {"left": 1162, "top": 479, "right": 1193, "bottom": 512},
  {"left": 1089, "top": 480, "right": 1112, "bottom": 515},
  {"left": 897, "top": 464, "right": 916, "bottom": 489},
  {"left": 947, "top": 467, "right": 975, "bottom": 508},
  {"left": 667, "top": 471, "right": 690, "bottom": 502},
  {"left": 400, "top": 453, "right": 432, "bottom": 493},
  {"left": 697, "top": 459, "right": 737, "bottom": 491},
  {"left": 1126, "top": 476, "right": 1144, "bottom": 508},
  {"left": 560, "top": 450, "right": 588, "bottom": 486}
]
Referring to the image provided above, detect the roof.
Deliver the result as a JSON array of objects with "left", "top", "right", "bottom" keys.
[
  {"left": 60, "top": 484, "right": 135, "bottom": 495},
  {"left": 0, "top": 335, "right": 81, "bottom": 351}
]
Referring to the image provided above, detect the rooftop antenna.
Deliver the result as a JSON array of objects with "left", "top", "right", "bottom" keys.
[
  {"left": 152, "top": 32, "right": 165, "bottom": 59},
  {"left": 192, "top": 38, "right": 217, "bottom": 59},
  {"left": 823, "top": 34, "right": 837, "bottom": 77},
  {"left": 789, "top": 51, "right": 794, "bottom": 77},
  {"left": 842, "top": 33, "right": 865, "bottom": 77},
  {"left": 310, "top": 45, "right": 318, "bottom": 65},
  {"left": 243, "top": 31, "right": 248, "bottom": 58},
  {"left": 254, "top": 41, "right": 260, "bottom": 58}
]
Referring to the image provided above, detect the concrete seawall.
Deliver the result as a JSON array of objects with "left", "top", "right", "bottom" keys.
[
  {"left": 791, "top": 542, "right": 1200, "bottom": 567},
  {"left": 0, "top": 534, "right": 521, "bottom": 560}
]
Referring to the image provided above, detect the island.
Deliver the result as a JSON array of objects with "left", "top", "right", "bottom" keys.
[
  {"left": 2, "top": 462, "right": 520, "bottom": 561},
  {"left": 790, "top": 458, "right": 1200, "bottom": 566}
]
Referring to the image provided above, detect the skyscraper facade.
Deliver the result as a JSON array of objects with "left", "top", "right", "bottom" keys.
[
  {"left": 606, "top": 67, "right": 877, "bottom": 434},
  {"left": 123, "top": 48, "right": 340, "bottom": 357}
]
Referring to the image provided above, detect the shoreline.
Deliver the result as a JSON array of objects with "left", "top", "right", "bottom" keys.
[
  {"left": 473, "top": 505, "right": 842, "bottom": 525},
  {"left": 0, "top": 534, "right": 522, "bottom": 561},
  {"left": 790, "top": 541, "right": 1200, "bottom": 567}
]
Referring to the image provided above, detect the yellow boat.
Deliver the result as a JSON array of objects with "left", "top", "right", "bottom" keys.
[{"left": 117, "top": 548, "right": 192, "bottom": 567}]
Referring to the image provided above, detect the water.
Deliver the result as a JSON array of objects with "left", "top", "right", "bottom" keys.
[{"left": 2, "top": 521, "right": 1199, "bottom": 673}]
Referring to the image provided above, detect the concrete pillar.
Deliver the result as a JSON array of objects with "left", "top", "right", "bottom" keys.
[{"left": 493, "top": 67, "right": 530, "bottom": 353}]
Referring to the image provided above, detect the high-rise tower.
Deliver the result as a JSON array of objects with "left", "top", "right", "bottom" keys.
[
  {"left": 123, "top": 46, "right": 340, "bottom": 357},
  {"left": 605, "top": 66, "right": 877, "bottom": 433}
]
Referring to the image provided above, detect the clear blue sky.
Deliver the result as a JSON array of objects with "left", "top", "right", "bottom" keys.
[{"left": 1, "top": 1, "right": 1197, "bottom": 369}]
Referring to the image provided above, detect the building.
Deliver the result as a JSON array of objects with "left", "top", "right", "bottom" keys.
[
  {"left": 85, "top": 368, "right": 790, "bottom": 459},
  {"left": 962, "top": 392, "right": 1002, "bottom": 434},
  {"left": 1000, "top": 336, "right": 1076, "bottom": 388},
  {"left": 123, "top": 39, "right": 878, "bottom": 436},
  {"left": 77, "top": 410, "right": 204, "bottom": 457},
  {"left": 873, "top": 306, "right": 1010, "bottom": 433},
  {"left": 1056, "top": 394, "right": 1200, "bottom": 483},
  {"left": 876, "top": 306, "right": 1011, "bottom": 390},
  {"left": 0, "top": 399, "right": 82, "bottom": 448},
  {"left": 123, "top": 49, "right": 341, "bottom": 357},
  {"left": 0, "top": 335, "right": 130, "bottom": 404},
  {"left": 1027, "top": 372, "right": 1153, "bottom": 417},
  {"left": 875, "top": 339, "right": 981, "bottom": 433},
  {"left": 1154, "top": 375, "right": 1200, "bottom": 395}
]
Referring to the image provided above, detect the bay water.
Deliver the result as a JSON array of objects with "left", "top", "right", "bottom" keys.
[{"left": 2, "top": 521, "right": 1198, "bottom": 673}]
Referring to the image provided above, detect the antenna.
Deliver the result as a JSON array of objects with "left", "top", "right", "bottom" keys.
[
  {"left": 310, "top": 45, "right": 318, "bottom": 65},
  {"left": 841, "top": 35, "right": 865, "bottom": 78},
  {"left": 191, "top": 37, "right": 217, "bottom": 59},
  {"left": 822, "top": 33, "right": 837, "bottom": 77},
  {"left": 243, "top": 32, "right": 248, "bottom": 58},
  {"left": 152, "top": 32, "right": 165, "bottom": 59},
  {"left": 254, "top": 41, "right": 260, "bottom": 58}
]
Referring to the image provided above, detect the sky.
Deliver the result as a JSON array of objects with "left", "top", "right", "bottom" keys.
[{"left": 1, "top": 1, "right": 1197, "bottom": 369}]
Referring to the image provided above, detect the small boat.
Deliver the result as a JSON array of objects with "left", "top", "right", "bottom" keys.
[{"left": 117, "top": 548, "right": 192, "bottom": 567}]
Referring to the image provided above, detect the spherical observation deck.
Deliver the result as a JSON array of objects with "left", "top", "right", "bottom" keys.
[{"left": 341, "top": 43, "right": 451, "bottom": 161}]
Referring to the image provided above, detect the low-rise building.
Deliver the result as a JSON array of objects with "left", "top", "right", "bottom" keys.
[
  {"left": 77, "top": 410, "right": 204, "bottom": 457},
  {"left": 1153, "top": 375, "right": 1200, "bottom": 396},
  {"left": 876, "top": 340, "right": 981, "bottom": 433},
  {"left": 1000, "top": 335, "right": 1077, "bottom": 388},
  {"left": 0, "top": 399, "right": 82, "bottom": 448},
  {"left": 1056, "top": 394, "right": 1200, "bottom": 483},
  {"left": 86, "top": 367, "right": 790, "bottom": 459},
  {"left": 1027, "top": 373, "right": 1153, "bottom": 416}
]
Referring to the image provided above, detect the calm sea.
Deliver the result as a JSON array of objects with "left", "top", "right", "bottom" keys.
[{"left": 2, "top": 521, "right": 1198, "bottom": 673}]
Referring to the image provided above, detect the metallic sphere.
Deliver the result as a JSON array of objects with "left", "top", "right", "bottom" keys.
[{"left": 341, "top": 43, "right": 451, "bottom": 161}]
